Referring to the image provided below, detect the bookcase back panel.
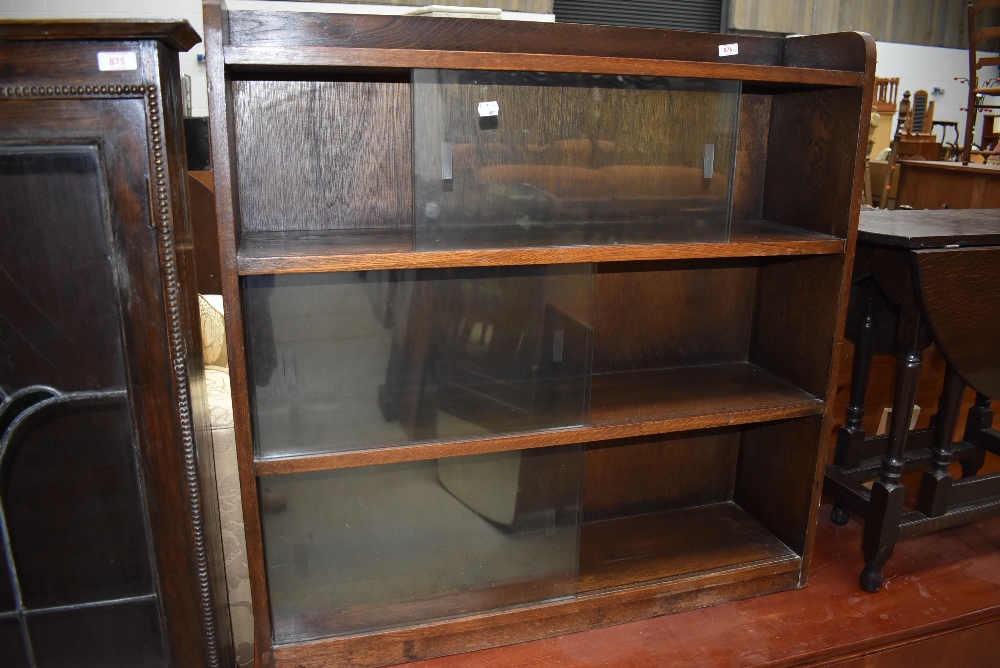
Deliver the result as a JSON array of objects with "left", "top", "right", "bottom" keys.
[
  {"left": 735, "top": 416, "right": 825, "bottom": 554},
  {"left": 762, "top": 87, "right": 864, "bottom": 238},
  {"left": 750, "top": 254, "right": 845, "bottom": 398},
  {"left": 582, "top": 431, "right": 739, "bottom": 522},
  {"left": 591, "top": 260, "right": 758, "bottom": 374},
  {"left": 732, "top": 93, "right": 771, "bottom": 222},
  {"left": 232, "top": 79, "right": 412, "bottom": 233}
]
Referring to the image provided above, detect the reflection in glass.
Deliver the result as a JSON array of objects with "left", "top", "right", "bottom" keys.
[
  {"left": 413, "top": 70, "right": 740, "bottom": 249},
  {"left": 262, "top": 445, "right": 583, "bottom": 643},
  {"left": 245, "top": 266, "right": 592, "bottom": 459}
]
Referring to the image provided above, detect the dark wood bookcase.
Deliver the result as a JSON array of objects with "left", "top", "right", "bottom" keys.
[
  {"left": 0, "top": 21, "right": 232, "bottom": 667},
  {"left": 204, "top": 4, "right": 874, "bottom": 666}
]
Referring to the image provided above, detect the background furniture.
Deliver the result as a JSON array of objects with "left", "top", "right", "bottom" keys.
[
  {"left": 824, "top": 208, "right": 1000, "bottom": 592},
  {"left": 962, "top": 0, "right": 1000, "bottom": 164},
  {"left": 894, "top": 160, "right": 1000, "bottom": 209},
  {"left": 0, "top": 21, "right": 232, "bottom": 667},
  {"left": 205, "top": 4, "right": 874, "bottom": 665}
]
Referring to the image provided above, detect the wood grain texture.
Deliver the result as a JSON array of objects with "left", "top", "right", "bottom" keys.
[
  {"left": 822, "top": 618, "right": 1000, "bottom": 667},
  {"left": 914, "top": 247, "right": 1000, "bottom": 399},
  {"left": 732, "top": 94, "right": 771, "bottom": 221},
  {"left": 782, "top": 31, "right": 873, "bottom": 74},
  {"left": 233, "top": 79, "right": 411, "bottom": 233},
  {"left": 236, "top": 221, "right": 845, "bottom": 275},
  {"left": 226, "top": 11, "right": 786, "bottom": 64},
  {"left": 0, "top": 40, "right": 147, "bottom": 89},
  {"left": 578, "top": 503, "right": 795, "bottom": 593},
  {"left": 272, "top": 563, "right": 800, "bottom": 668},
  {"left": 187, "top": 171, "right": 222, "bottom": 294},
  {"left": 751, "top": 254, "right": 845, "bottom": 398},
  {"left": 0, "top": 19, "right": 200, "bottom": 51},
  {"left": 735, "top": 416, "right": 824, "bottom": 554},
  {"left": 583, "top": 431, "right": 739, "bottom": 522},
  {"left": 397, "top": 500, "right": 1000, "bottom": 668},
  {"left": 762, "top": 87, "right": 864, "bottom": 238},
  {"left": 591, "top": 261, "right": 756, "bottom": 373},
  {"left": 859, "top": 208, "right": 1000, "bottom": 249},
  {"left": 894, "top": 162, "right": 1000, "bottom": 211},
  {"left": 225, "top": 46, "right": 865, "bottom": 87},
  {"left": 203, "top": 2, "right": 277, "bottom": 664}
]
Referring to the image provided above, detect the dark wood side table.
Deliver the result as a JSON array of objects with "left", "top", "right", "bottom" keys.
[{"left": 824, "top": 208, "right": 1000, "bottom": 592}]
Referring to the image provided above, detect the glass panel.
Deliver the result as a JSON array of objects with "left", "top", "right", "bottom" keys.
[
  {"left": 0, "top": 148, "right": 127, "bottom": 393},
  {"left": 412, "top": 70, "right": 739, "bottom": 249},
  {"left": 245, "top": 266, "right": 592, "bottom": 459},
  {"left": 2, "top": 395, "right": 154, "bottom": 609},
  {"left": 262, "top": 445, "right": 583, "bottom": 643},
  {"left": 28, "top": 600, "right": 166, "bottom": 668},
  {"left": 0, "top": 618, "right": 30, "bottom": 668}
]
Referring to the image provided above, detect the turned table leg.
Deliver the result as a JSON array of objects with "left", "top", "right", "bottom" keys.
[
  {"left": 917, "top": 367, "right": 965, "bottom": 516},
  {"left": 861, "top": 347, "right": 922, "bottom": 593},
  {"left": 961, "top": 394, "right": 993, "bottom": 478},
  {"left": 832, "top": 287, "right": 876, "bottom": 526}
]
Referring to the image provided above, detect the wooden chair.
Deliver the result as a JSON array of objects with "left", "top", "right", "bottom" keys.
[{"left": 962, "top": 0, "right": 1000, "bottom": 164}]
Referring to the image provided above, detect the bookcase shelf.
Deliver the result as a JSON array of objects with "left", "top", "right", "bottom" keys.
[
  {"left": 253, "top": 361, "right": 822, "bottom": 475},
  {"left": 578, "top": 502, "right": 798, "bottom": 594},
  {"left": 204, "top": 4, "right": 873, "bottom": 666},
  {"left": 237, "top": 220, "right": 845, "bottom": 275}
]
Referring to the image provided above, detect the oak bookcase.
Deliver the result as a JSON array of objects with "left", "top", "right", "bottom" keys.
[{"left": 204, "top": 4, "right": 874, "bottom": 666}]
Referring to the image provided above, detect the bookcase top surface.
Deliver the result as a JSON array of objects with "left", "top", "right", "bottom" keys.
[
  {"left": 218, "top": 8, "right": 872, "bottom": 83},
  {"left": 0, "top": 19, "right": 201, "bottom": 52}
]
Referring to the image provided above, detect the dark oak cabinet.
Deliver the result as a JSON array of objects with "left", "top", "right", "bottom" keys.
[
  {"left": 0, "top": 21, "right": 232, "bottom": 667},
  {"left": 204, "top": 4, "right": 875, "bottom": 666}
]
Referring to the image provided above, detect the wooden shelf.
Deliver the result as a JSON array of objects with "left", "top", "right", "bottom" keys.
[
  {"left": 254, "top": 362, "right": 823, "bottom": 476},
  {"left": 578, "top": 502, "right": 798, "bottom": 593},
  {"left": 224, "top": 45, "right": 864, "bottom": 88},
  {"left": 237, "top": 220, "right": 845, "bottom": 275}
]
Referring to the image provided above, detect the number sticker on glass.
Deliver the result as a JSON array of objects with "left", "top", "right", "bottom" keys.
[
  {"left": 478, "top": 101, "right": 499, "bottom": 117},
  {"left": 97, "top": 51, "right": 138, "bottom": 71}
]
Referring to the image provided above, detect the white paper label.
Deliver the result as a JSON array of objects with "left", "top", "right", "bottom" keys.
[
  {"left": 478, "top": 101, "right": 499, "bottom": 117},
  {"left": 97, "top": 51, "right": 138, "bottom": 71},
  {"left": 718, "top": 43, "right": 739, "bottom": 57}
]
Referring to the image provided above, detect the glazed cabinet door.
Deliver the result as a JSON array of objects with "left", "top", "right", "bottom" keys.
[
  {"left": 0, "top": 25, "right": 231, "bottom": 668},
  {"left": 0, "top": 144, "right": 168, "bottom": 667}
]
